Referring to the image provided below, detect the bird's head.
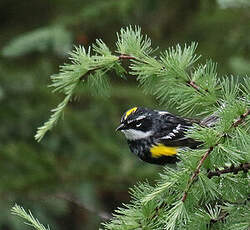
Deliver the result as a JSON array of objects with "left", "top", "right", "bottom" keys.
[{"left": 116, "top": 107, "right": 155, "bottom": 140}]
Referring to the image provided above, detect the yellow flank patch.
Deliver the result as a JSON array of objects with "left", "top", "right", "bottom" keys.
[
  {"left": 150, "top": 144, "right": 178, "bottom": 158},
  {"left": 124, "top": 107, "right": 138, "bottom": 120}
]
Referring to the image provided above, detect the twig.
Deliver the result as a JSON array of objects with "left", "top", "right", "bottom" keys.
[
  {"left": 187, "top": 80, "right": 201, "bottom": 92},
  {"left": 79, "top": 54, "right": 146, "bottom": 82},
  {"left": 119, "top": 55, "right": 210, "bottom": 94},
  {"left": 118, "top": 54, "right": 149, "bottom": 65},
  {"left": 207, "top": 163, "right": 250, "bottom": 179},
  {"left": 118, "top": 54, "right": 137, "bottom": 61},
  {"left": 233, "top": 109, "right": 250, "bottom": 127},
  {"left": 79, "top": 53, "right": 204, "bottom": 95},
  {"left": 79, "top": 69, "right": 97, "bottom": 82},
  {"left": 182, "top": 146, "right": 214, "bottom": 202},
  {"left": 210, "top": 212, "right": 229, "bottom": 225},
  {"left": 119, "top": 55, "right": 206, "bottom": 93}
]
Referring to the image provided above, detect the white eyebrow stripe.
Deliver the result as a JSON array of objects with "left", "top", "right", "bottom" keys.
[{"left": 127, "top": 115, "right": 146, "bottom": 124}]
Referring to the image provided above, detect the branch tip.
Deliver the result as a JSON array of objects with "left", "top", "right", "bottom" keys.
[{"left": 207, "top": 163, "right": 250, "bottom": 178}]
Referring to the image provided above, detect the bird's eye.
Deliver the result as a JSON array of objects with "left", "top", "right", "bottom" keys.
[{"left": 136, "top": 123, "right": 142, "bottom": 127}]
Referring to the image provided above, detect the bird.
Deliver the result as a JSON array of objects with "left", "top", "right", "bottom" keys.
[{"left": 116, "top": 107, "right": 203, "bottom": 165}]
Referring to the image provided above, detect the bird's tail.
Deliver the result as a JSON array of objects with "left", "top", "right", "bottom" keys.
[{"left": 200, "top": 113, "right": 219, "bottom": 127}]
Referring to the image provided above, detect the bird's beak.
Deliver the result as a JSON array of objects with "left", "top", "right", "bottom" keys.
[{"left": 116, "top": 123, "right": 125, "bottom": 131}]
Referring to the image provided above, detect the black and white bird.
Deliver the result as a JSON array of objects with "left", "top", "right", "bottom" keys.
[{"left": 116, "top": 107, "right": 203, "bottom": 165}]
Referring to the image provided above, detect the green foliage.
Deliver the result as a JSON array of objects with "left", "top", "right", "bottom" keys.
[
  {"left": 221, "top": 202, "right": 250, "bottom": 230},
  {"left": 34, "top": 27, "right": 215, "bottom": 141},
  {"left": 0, "top": 49, "right": 157, "bottom": 229},
  {"left": 35, "top": 44, "right": 119, "bottom": 141},
  {"left": 116, "top": 26, "right": 154, "bottom": 57},
  {"left": 31, "top": 26, "right": 250, "bottom": 229},
  {"left": 1, "top": 1, "right": 250, "bottom": 229},
  {"left": 11, "top": 205, "right": 50, "bottom": 230}
]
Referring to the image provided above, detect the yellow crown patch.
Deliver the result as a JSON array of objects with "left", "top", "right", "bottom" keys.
[{"left": 124, "top": 107, "right": 138, "bottom": 120}]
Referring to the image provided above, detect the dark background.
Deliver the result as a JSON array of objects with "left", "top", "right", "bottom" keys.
[{"left": 0, "top": 0, "right": 250, "bottom": 229}]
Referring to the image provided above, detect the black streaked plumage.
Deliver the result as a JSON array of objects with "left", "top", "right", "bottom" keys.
[{"left": 116, "top": 107, "right": 202, "bottom": 165}]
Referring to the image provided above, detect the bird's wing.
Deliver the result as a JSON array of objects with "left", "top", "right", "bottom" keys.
[{"left": 156, "top": 113, "right": 199, "bottom": 148}]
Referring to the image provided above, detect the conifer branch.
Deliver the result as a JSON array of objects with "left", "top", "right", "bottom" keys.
[
  {"left": 118, "top": 54, "right": 137, "bottom": 61},
  {"left": 187, "top": 80, "right": 201, "bottom": 92},
  {"left": 207, "top": 163, "right": 250, "bottom": 178},
  {"left": 79, "top": 68, "right": 99, "bottom": 82},
  {"left": 11, "top": 204, "right": 50, "bottom": 230},
  {"left": 79, "top": 54, "right": 146, "bottom": 82},
  {"left": 35, "top": 27, "right": 217, "bottom": 141},
  {"left": 233, "top": 109, "right": 250, "bottom": 127},
  {"left": 182, "top": 109, "right": 250, "bottom": 202},
  {"left": 181, "top": 146, "right": 215, "bottom": 202},
  {"left": 118, "top": 54, "right": 150, "bottom": 65}
]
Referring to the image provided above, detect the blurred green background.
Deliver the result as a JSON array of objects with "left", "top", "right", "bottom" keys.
[{"left": 0, "top": 0, "right": 250, "bottom": 229}]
